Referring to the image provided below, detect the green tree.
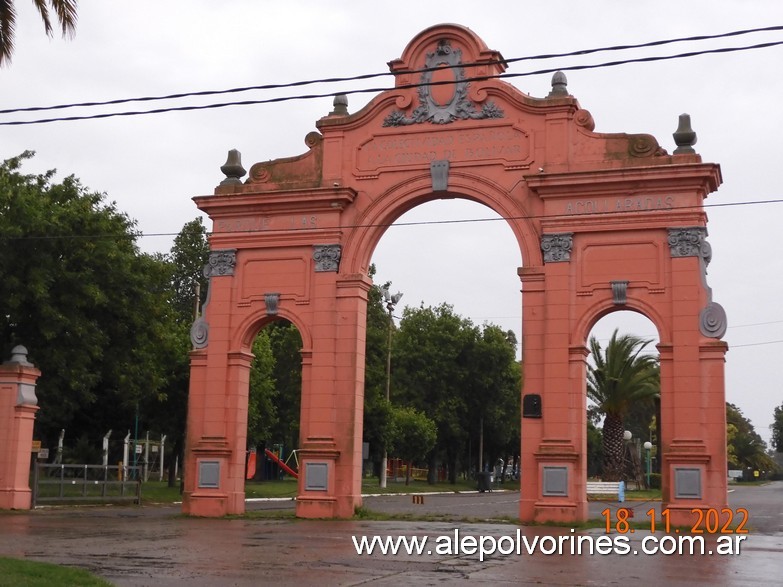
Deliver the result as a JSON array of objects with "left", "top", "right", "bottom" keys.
[
  {"left": 393, "top": 303, "right": 474, "bottom": 481},
  {"left": 362, "top": 268, "right": 396, "bottom": 472},
  {"left": 0, "top": 151, "right": 178, "bottom": 452},
  {"left": 586, "top": 420, "right": 604, "bottom": 478},
  {"left": 388, "top": 405, "right": 437, "bottom": 485},
  {"left": 771, "top": 402, "right": 783, "bottom": 453},
  {"left": 0, "top": 1, "right": 78, "bottom": 66},
  {"left": 464, "top": 324, "right": 521, "bottom": 477},
  {"left": 391, "top": 303, "right": 520, "bottom": 483},
  {"left": 266, "top": 320, "right": 302, "bottom": 453},
  {"left": 144, "top": 217, "right": 209, "bottom": 485},
  {"left": 169, "top": 217, "right": 209, "bottom": 320},
  {"left": 726, "top": 403, "right": 778, "bottom": 473},
  {"left": 247, "top": 330, "right": 278, "bottom": 447},
  {"left": 586, "top": 329, "right": 659, "bottom": 481}
]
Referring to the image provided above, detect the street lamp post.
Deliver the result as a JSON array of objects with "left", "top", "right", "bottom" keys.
[
  {"left": 643, "top": 441, "right": 652, "bottom": 488},
  {"left": 379, "top": 286, "right": 402, "bottom": 489}
]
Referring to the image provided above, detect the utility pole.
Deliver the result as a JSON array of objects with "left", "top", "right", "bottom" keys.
[{"left": 379, "top": 286, "right": 402, "bottom": 488}]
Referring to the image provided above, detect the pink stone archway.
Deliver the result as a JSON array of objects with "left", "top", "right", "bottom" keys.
[{"left": 183, "top": 24, "right": 728, "bottom": 526}]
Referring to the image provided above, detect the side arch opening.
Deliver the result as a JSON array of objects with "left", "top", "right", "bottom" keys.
[{"left": 584, "top": 310, "right": 661, "bottom": 495}]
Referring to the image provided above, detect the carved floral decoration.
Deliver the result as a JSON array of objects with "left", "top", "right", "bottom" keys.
[{"left": 383, "top": 39, "right": 504, "bottom": 127}]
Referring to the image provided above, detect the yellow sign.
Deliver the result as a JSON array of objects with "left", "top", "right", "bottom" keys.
[{"left": 31, "top": 440, "right": 41, "bottom": 452}]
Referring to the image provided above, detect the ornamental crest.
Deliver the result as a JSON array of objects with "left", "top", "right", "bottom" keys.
[
  {"left": 313, "top": 244, "right": 342, "bottom": 272},
  {"left": 541, "top": 233, "right": 573, "bottom": 263},
  {"left": 667, "top": 227, "right": 710, "bottom": 264},
  {"left": 203, "top": 249, "right": 237, "bottom": 277},
  {"left": 383, "top": 39, "right": 504, "bottom": 127}
]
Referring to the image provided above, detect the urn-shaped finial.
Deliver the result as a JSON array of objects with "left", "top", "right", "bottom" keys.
[
  {"left": 547, "top": 71, "right": 568, "bottom": 97},
  {"left": 7, "top": 345, "right": 32, "bottom": 366},
  {"left": 220, "top": 149, "right": 246, "bottom": 185},
  {"left": 330, "top": 94, "right": 349, "bottom": 116},
  {"left": 673, "top": 114, "right": 697, "bottom": 154}
]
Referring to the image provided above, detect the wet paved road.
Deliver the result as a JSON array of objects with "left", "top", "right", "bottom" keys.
[{"left": 0, "top": 482, "right": 780, "bottom": 586}]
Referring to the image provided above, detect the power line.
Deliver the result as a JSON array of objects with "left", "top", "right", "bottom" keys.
[
  {"left": 501, "top": 25, "right": 783, "bottom": 64},
  {"left": 2, "top": 25, "right": 781, "bottom": 117},
  {"left": 2, "top": 38, "right": 783, "bottom": 126},
  {"left": 2, "top": 197, "right": 782, "bottom": 243},
  {"left": 727, "top": 319, "right": 783, "bottom": 329},
  {"left": 731, "top": 339, "right": 783, "bottom": 348}
]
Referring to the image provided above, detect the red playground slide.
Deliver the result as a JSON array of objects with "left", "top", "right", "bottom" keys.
[{"left": 264, "top": 448, "right": 298, "bottom": 479}]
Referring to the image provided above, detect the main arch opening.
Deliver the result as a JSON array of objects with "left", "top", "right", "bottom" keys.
[{"left": 367, "top": 198, "right": 522, "bottom": 488}]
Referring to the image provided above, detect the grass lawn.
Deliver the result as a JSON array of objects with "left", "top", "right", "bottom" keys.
[
  {"left": 0, "top": 557, "right": 111, "bottom": 587},
  {"left": 140, "top": 476, "right": 510, "bottom": 504},
  {"left": 141, "top": 478, "right": 670, "bottom": 504}
]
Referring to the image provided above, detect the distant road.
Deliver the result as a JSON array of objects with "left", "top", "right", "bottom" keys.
[
  {"left": 728, "top": 481, "right": 783, "bottom": 534},
  {"left": 296, "top": 480, "right": 783, "bottom": 534}
]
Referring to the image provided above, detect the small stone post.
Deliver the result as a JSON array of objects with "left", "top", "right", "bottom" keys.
[{"left": 0, "top": 346, "right": 41, "bottom": 509}]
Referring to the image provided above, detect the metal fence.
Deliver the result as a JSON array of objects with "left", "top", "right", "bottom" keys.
[{"left": 32, "top": 463, "right": 142, "bottom": 507}]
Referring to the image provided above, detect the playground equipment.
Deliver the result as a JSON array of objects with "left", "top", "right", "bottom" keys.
[{"left": 264, "top": 448, "right": 298, "bottom": 479}]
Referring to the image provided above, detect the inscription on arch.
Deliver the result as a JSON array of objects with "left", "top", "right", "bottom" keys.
[{"left": 356, "top": 124, "right": 530, "bottom": 174}]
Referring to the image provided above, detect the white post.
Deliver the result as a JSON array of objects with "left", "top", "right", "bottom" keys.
[
  {"left": 143, "top": 431, "right": 150, "bottom": 482},
  {"left": 55, "top": 429, "right": 65, "bottom": 464},
  {"left": 102, "top": 429, "right": 112, "bottom": 467},
  {"left": 123, "top": 431, "right": 130, "bottom": 481},
  {"left": 160, "top": 435, "right": 167, "bottom": 482}
]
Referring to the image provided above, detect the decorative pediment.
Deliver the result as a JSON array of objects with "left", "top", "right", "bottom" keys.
[
  {"left": 244, "top": 132, "right": 324, "bottom": 190},
  {"left": 383, "top": 38, "right": 504, "bottom": 127}
]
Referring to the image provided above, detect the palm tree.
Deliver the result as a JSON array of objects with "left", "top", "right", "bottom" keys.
[
  {"left": 1, "top": 1, "right": 78, "bottom": 66},
  {"left": 587, "top": 329, "right": 659, "bottom": 481}
]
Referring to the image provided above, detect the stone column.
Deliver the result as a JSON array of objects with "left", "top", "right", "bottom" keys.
[
  {"left": 296, "top": 271, "right": 371, "bottom": 519},
  {"left": 0, "top": 346, "right": 41, "bottom": 510}
]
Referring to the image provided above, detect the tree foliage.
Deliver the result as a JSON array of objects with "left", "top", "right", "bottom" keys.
[
  {"left": 264, "top": 320, "right": 302, "bottom": 452},
  {"left": 465, "top": 324, "right": 521, "bottom": 472},
  {"left": 388, "top": 405, "right": 437, "bottom": 485},
  {"left": 586, "top": 329, "right": 659, "bottom": 481},
  {"left": 0, "top": 0, "right": 78, "bottom": 66},
  {"left": 0, "top": 152, "right": 178, "bottom": 452},
  {"left": 362, "top": 267, "right": 396, "bottom": 466},
  {"left": 390, "top": 302, "right": 520, "bottom": 483},
  {"left": 726, "top": 403, "right": 777, "bottom": 472},
  {"left": 247, "top": 331, "right": 278, "bottom": 446},
  {"left": 135, "top": 216, "right": 209, "bottom": 484},
  {"left": 169, "top": 217, "right": 209, "bottom": 320},
  {"left": 772, "top": 402, "right": 783, "bottom": 453}
]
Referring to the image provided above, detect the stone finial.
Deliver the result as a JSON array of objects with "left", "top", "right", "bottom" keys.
[
  {"left": 330, "top": 94, "right": 349, "bottom": 116},
  {"left": 673, "top": 113, "right": 697, "bottom": 154},
  {"left": 220, "top": 149, "right": 247, "bottom": 185},
  {"left": 6, "top": 345, "right": 33, "bottom": 366},
  {"left": 547, "top": 71, "right": 568, "bottom": 97}
]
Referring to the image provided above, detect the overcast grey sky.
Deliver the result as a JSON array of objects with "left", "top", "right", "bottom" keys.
[{"left": 2, "top": 1, "right": 782, "bottom": 446}]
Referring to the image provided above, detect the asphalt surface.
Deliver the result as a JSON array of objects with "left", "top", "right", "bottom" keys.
[{"left": 0, "top": 482, "right": 780, "bottom": 586}]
